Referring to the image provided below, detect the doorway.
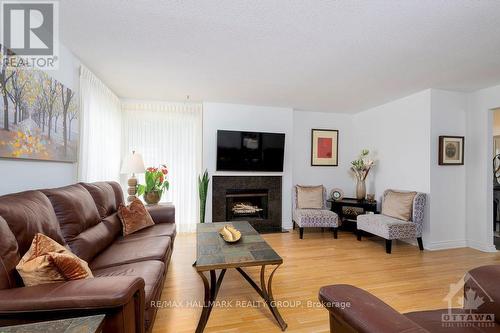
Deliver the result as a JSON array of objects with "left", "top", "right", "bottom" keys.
[{"left": 492, "top": 109, "right": 500, "bottom": 249}]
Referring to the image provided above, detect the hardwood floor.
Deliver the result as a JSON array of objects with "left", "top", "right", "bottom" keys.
[{"left": 153, "top": 230, "right": 500, "bottom": 333}]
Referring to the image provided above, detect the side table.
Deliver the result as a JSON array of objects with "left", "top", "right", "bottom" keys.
[{"left": 328, "top": 198, "right": 378, "bottom": 232}]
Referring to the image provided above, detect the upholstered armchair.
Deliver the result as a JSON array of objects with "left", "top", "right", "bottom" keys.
[
  {"left": 292, "top": 185, "right": 339, "bottom": 239},
  {"left": 357, "top": 189, "right": 426, "bottom": 253}
]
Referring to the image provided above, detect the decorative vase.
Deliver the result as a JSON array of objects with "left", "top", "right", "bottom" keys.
[
  {"left": 144, "top": 190, "right": 162, "bottom": 205},
  {"left": 356, "top": 179, "right": 366, "bottom": 200}
]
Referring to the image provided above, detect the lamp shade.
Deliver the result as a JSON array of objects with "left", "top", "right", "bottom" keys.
[{"left": 121, "top": 151, "right": 146, "bottom": 174}]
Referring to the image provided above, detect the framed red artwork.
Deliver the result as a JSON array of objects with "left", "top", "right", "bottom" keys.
[{"left": 311, "top": 129, "right": 339, "bottom": 166}]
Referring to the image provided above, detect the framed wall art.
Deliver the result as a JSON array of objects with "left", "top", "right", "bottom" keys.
[
  {"left": 311, "top": 129, "right": 338, "bottom": 166},
  {"left": 439, "top": 136, "right": 464, "bottom": 165}
]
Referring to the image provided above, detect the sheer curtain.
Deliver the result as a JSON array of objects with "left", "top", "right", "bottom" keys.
[
  {"left": 78, "top": 66, "right": 122, "bottom": 182},
  {"left": 122, "top": 102, "right": 202, "bottom": 233}
]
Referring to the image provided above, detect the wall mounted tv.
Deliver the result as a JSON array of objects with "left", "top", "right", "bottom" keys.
[{"left": 216, "top": 130, "right": 285, "bottom": 172}]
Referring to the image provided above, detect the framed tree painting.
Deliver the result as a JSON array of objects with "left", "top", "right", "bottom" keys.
[
  {"left": 311, "top": 129, "right": 339, "bottom": 166},
  {"left": 439, "top": 136, "right": 464, "bottom": 165},
  {"left": 0, "top": 45, "right": 79, "bottom": 162}
]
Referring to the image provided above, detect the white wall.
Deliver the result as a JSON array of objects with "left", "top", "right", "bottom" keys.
[
  {"left": 353, "top": 90, "right": 432, "bottom": 197},
  {"left": 202, "top": 103, "right": 294, "bottom": 228},
  {"left": 0, "top": 44, "right": 81, "bottom": 195},
  {"left": 466, "top": 83, "right": 500, "bottom": 252},
  {"left": 429, "top": 89, "right": 467, "bottom": 249},
  {"left": 292, "top": 111, "right": 356, "bottom": 197}
]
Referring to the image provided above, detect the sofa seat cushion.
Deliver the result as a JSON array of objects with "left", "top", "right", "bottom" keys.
[
  {"left": 90, "top": 236, "right": 171, "bottom": 270},
  {"left": 93, "top": 260, "right": 165, "bottom": 310},
  {"left": 357, "top": 214, "right": 417, "bottom": 240},
  {"left": 119, "top": 224, "right": 177, "bottom": 244},
  {"left": 405, "top": 309, "right": 498, "bottom": 332},
  {"left": 293, "top": 209, "right": 339, "bottom": 228}
]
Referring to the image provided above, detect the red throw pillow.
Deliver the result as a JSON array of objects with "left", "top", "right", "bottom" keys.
[{"left": 118, "top": 199, "right": 155, "bottom": 236}]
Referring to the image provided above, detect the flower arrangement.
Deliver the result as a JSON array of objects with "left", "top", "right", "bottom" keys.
[
  {"left": 351, "top": 149, "right": 374, "bottom": 181},
  {"left": 351, "top": 149, "right": 374, "bottom": 200},
  {"left": 137, "top": 165, "right": 170, "bottom": 204}
]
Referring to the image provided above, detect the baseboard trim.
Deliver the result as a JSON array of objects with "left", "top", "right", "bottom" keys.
[
  {"left": 426, "top": 240, "right": 467, "bottom": 251},
  {"left": 466, "top": 240, "right": 497, "bottom": 253}
]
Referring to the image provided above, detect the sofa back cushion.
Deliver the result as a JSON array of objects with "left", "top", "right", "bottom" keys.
[
  {"left": 42, "top": 184, "right": 101, "bottom": 247},
  {"left": 108, "top": 181, "right": 125, "bottom": 208},
  {"left": 0, "top": 190, "right": 66, "bottom": 256},
  {"left": 80, "top": 182, "right": 118, "bottom": 218},
  {"left": 0, "top": 216, "right": 21, "bottom": 289},
  {"left": 69, "top": 212, "right": 122, "bottom": 262}
]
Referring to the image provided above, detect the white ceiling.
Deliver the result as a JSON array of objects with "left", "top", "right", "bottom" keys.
[{"left": 60, "top": 0, "right": 500, "bottom": 113}]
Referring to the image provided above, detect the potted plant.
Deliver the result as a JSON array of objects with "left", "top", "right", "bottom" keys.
[
  {"left": 198, "top": 169, "right": 210, "bottom": 223},
  {"left": 137, "top": 165, "right": 169, "bottom": 205},
  {"left": 351, "top": 149, "right": 374, "bottom": 200}
]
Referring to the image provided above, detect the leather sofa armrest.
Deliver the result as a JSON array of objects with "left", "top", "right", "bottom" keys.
[
  {"left": 0, "top": 276, "right": 144, "bottom": 312},
  {"left": 319, "top": 285, "right": 428, "bottom": 333},
  {"left": 147, "top": 204, "right": 175, "bottom": 224}
]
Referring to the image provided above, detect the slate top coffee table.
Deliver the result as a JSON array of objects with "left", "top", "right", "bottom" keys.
[
  {"left": 0, "top": 315, "right": 105, "bottom": 333},
  {"left": 194, "top": 221, "right": 287, "bottom": 333}
]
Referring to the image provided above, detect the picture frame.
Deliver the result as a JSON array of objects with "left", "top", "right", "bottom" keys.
[
  {"left": 439, "top": 136, "right": 464, "bottom": 165},
  {"left": 311, "top": 129, "right": 339, "bottom": 166}
]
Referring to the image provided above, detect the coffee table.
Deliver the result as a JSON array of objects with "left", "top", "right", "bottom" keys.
[
  {"left": 0, "top": 315, "right": 105, "bottom": 333},
  {"left": 194, "top": 221, "right": 287, "bottom": 333}
]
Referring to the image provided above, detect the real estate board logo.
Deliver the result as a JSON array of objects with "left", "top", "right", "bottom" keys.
[
  {"left": 442, "top": 273, "right": 495, "bottom": 328},
  {"left": 0, "top": 1, "right": 59, "bottom": 69}
]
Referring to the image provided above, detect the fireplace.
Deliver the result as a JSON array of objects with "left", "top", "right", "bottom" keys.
[
  {"left": 226, "top": 189, "right": 269, "bottom": 221},
  {"left": 212, "top": 176, "right": 282, "bottom": 233}
]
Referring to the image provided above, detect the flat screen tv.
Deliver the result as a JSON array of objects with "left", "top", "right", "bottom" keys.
[{"left": 216, "top": 130, "right": 285, "bottom": 172}]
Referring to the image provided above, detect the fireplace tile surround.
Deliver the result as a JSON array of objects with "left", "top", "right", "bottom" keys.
[{"left": 212, "top": 176, "right": 282, "bottom": 232}]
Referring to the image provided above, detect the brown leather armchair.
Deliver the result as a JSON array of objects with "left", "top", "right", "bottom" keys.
[
  {"left": 319, "top": 265, "right": 500, "bottom": 332},
  {"left": 0, "top": 182, "right": 176, "bottom": 333}
]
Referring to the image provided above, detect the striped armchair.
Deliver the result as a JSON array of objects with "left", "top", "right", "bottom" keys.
[{"left": 292, "top": 185, "right": 339, "bottom": 239}]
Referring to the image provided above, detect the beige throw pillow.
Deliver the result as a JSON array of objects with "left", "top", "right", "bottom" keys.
[
  {"left": 16, "top": 233, "right": 93, "bottom": 287},
  {"left": 296, "top": 185, "right": 323, "bottom": 209},
  {"left": 382, "top": 190, "right": 417, "bottom": 222}
]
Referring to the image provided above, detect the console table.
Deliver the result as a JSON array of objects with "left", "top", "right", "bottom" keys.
[{"left": 328, "top": 198, "right": 378, "bottom": 230}]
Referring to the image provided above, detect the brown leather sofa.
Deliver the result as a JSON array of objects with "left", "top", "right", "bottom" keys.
[
  {"left": 319, "top": 265, "right": 500, "bottom": 332},
  {"left": 0, "top": 181, "right": 176, "bottom": 333}
]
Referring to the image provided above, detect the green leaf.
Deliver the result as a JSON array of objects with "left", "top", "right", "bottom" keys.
[
  {"left": 137, "top": 184, "right": 146, "bottom": 196},
  {"left": 198, "top": 169, "right": 210, "bottom": 223}
]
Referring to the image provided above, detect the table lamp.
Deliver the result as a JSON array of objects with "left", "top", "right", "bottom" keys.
[{"left": 121, "top": 150, "right": 145, "bottom": 202}]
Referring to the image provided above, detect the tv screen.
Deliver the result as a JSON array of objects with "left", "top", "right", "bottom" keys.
[{"left": 216, "top": 130, "right": 285, "bottom": 172}]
